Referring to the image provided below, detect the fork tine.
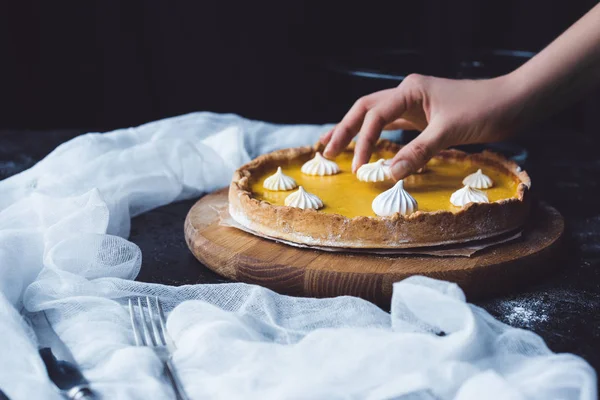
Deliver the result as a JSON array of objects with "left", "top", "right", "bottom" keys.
[
  {"left": 147, "top": 296, "right": 164, "bottom": 346},
  {"left": 138, "top": 297, "right": 155, "bottom": 346},
  {"left": 155, "top": 296, "right": 170, "bottom": 347},
  {"left": 128, "top": 298, "right": 143, "bottom": 346}
]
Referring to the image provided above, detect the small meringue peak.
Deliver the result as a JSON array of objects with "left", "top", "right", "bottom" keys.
[
  {"left": 462, "top": 169, "right": 494, "bottom": 189},
  {"left": 284, "top": 186, "right": 324, "bottom": 210},
  {"left": 301, "top": 152, "right": 340, "bottom": 176},
  {"left": 372, "top": 180, "right": 418, "bottom": 217},
  {"left": 357, "top": 159, "right": 392, "bottom": 182},
  {"left": 450, "top": 185, "right": 489, "bottom": 207},
  {"left": 263, "top": 166, "right": 297, "bottom": 191}
]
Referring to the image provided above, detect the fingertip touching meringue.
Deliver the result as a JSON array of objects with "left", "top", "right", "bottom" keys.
[
  {"left": 356, "top": 159, "right": 392, "bottom": 182},
  {"left": 462, "top": 169, "right": 494, "bottom": 189},
  {"left": 450, "top": 185, "right": 489, "bottom": 207},
  {"left": 372, "top": 180, "right": 418, "bottom": 217},
  {"left": 263, "top": 166, "right": 297, "bottom": 191},
  {"left": 301, "top": 152, "right": 340, "bottom": 176},
  {"left": 284, "top": 186, "right": 324, "bottom": 210}
]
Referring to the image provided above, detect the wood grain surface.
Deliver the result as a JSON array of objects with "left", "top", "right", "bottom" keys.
[{"left": 184, "top": 188, "right": 565, "bottom": 307}]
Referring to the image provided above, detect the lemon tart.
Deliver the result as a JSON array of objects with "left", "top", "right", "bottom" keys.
[{"left": 228, "top": 140, "right": 531, "bottom": 248}]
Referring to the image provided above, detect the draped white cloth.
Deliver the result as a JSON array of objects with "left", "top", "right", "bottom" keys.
[{"left": 0, "top": 112, "right": 596, "bottom": 400}]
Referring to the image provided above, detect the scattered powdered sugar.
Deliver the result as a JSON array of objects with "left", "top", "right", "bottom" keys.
[
  {"left": 482, "top": 285, "right": 600, "bottom": 334},
  {"left": 505, "top": 305, "right": 549, "bottom": 326},
  {"left": 496, "top": 298, "right": 550, "bottom": 328}
]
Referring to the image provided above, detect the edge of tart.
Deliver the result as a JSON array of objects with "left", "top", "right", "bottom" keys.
[{"left": 228, "top": 139, "right": 531, "bottom": 248}]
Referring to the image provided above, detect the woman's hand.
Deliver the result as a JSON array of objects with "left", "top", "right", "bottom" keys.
[
  {"left": 320, "top": 73, "right": 524, "bottom": 180},
  {"left": 321, "top": 3, "right": 600, "bottom": 181}
]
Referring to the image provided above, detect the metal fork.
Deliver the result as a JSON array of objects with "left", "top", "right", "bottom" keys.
[{"left": 128, "top": 296, "right": 189, "bottom": 400}]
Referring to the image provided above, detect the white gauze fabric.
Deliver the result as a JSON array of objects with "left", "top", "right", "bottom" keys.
[{"left": 0, "top": 112, "right": 596, "bottom": 400}]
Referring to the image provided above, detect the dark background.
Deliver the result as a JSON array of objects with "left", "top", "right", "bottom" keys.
[
  {"left": 1, "top": 1, "right": 600, "bottom": 386},
  {"left": 1, "top": 1, "right": 599, "bottom": 133}
]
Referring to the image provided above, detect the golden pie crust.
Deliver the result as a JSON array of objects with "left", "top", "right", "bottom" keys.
[{"left": 228, "top": 140, "right": 531, "bottom": 248}]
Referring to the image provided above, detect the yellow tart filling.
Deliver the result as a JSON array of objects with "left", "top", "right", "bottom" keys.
[{"left": 250, "top": 150, "right": 519, "bottom": 218}]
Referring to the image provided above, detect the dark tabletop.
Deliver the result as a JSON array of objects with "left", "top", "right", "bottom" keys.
[{"left": 1, "top": 128, "right": 599, "bottom": 383}]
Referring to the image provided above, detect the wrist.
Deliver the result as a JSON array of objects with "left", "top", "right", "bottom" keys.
[{"left": 493, "top": 70, "right": 537, "bottom": 132}]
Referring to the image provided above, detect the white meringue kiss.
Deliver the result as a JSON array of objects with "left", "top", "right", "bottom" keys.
[
  {"left": 372, "top": 180, "right": 418, "bottom": 217},
  {"left": 284, "top": 186, "right": 324, "bottom": 210},
  {"left": 462, "top": 169, "right": 494, "bottom": 189},
  {"left": 357, "top": 159, "right": 391, "bottom": 182},
  {"left": 263, "top": 167, "right": 297, "bottom": 191},
  {"left": 450, "top": 185, "right": 489, "bottom": 207},
  {"left": 301, "top": 152, "right": 340, "bottom": 176}
]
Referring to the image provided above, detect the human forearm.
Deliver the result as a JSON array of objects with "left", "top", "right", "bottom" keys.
[
  {"left": 508, "top": 3, "right": 600, "bottom": 129},
  {"left": 322, "top": 4, "right": 600, "bottom": 180}
]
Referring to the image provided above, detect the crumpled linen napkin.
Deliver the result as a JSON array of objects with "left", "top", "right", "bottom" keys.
[{"left": 0, "top": 112, "right": 595, "bottom": 400}]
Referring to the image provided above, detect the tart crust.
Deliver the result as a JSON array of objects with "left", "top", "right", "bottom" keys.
[{"left": 229, "top": 140, "right": 531, "bottom": 249}]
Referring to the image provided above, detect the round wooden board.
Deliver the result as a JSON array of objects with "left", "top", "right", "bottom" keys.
[{"left": 184, "top": 188, "right": 564, "bottom": 307}]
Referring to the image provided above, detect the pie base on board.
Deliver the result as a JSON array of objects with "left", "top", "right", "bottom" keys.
[
  {"left": 185, "top": 190, "right": 564, "bottom": 305},
  {"left": 229, "top": 140, "right": 531, "bottom": 249}
]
